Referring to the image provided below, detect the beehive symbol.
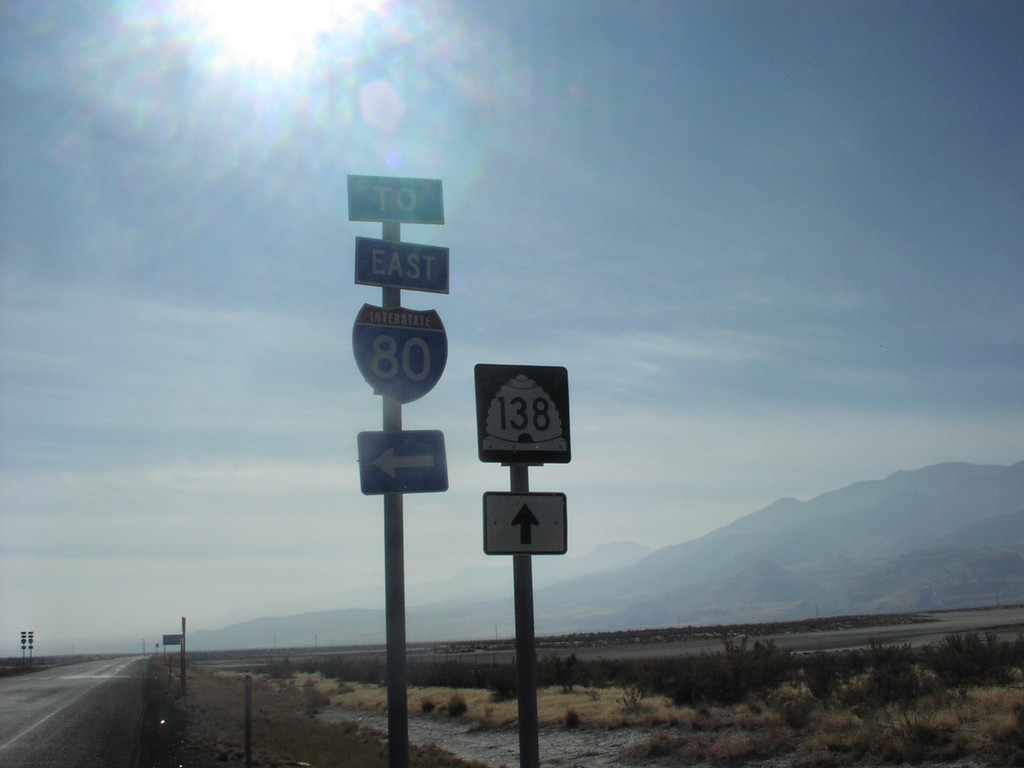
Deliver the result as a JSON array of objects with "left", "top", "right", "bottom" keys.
[{"left": 483, "top": 374, "right": 567, "bottom": 453}]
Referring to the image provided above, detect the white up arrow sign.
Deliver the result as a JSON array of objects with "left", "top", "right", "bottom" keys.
[{"left": 483, "top": 492, "right": 567, "bottom": 555}]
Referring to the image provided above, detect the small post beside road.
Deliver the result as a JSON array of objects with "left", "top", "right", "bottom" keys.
[
  {"left": 180, "top": 616, "right": 187, "bottom": 696},
  {"left": 245, "top": 674, "right": 253, "bottom": 768}
]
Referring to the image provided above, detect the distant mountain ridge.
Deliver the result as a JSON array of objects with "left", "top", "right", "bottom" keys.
[
  {"left": 189, "top": 461, "right": 1024, "bottom": 650},
  {"left": 532, "top": 461, "right": 1024, "bottom": 631}
]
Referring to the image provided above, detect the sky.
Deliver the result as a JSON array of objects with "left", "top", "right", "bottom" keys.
[{"left": 1, "top": 0, "right": 1022, "bottom": 654}]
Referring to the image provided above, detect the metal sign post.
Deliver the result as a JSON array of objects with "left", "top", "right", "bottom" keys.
[
  {"left": 511, "top": 463, "right": 540, "bottom": 768},
  {"left": 382, "top": 256, "right": 409, "bottom": 768},
  {"left": 349, "top": 175, "right": 448, "bottom": 768},
  {"left": 475, "top": 364, "right": 571, "bottom": 768},
  {"left": 180, "top": 616, "right": 187, "bottom": 696},
  {"left": 374, "top": 219, "right": 410, "bottom": 768}
]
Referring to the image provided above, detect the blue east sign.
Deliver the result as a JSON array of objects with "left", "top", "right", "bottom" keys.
[
  {"left": 355, "top": 237, "right": 449, "bottom": 294},
  {"left": 353, "top": 304, "right": 448, "bottom": 404},
  {"left": 347, "top": 175, "right": 444, "bottom": 224},
  {"left": 358, "top": 430, "right": 448, "bottom": 495}
]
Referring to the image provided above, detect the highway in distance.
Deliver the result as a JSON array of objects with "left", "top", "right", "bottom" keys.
[{"left": 0, "top": 656, "right": 148, "bottom": 768}]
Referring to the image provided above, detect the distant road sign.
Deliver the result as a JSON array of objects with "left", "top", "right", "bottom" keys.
[
  {"left": 355, "top": 237, "right": 450, "bottom": 294},
  {"left": 358, "top": 430, "right": 448, "bottom": 494},
  {"left": 483, "top": 492, "right": 567, "bottom": 555},
  {"left": 353, "top": 304, "right": 448, "bottom": 403},
  {"left": 162, "top": 634, "right": 183, "bottom": 646},
  {"left": 474, "top": 364, "right": 571, "bottom": 464},
  {"left": 348, "top": 175, "right": 444, "bottom": 224}
]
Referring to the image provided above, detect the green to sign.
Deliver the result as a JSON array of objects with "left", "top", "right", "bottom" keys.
[{"left": 348, "top": 175, "right": 444, "bottom": 224}]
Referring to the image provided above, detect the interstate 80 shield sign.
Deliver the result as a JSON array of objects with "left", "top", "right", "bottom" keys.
[{"left": 353, "top": 304, "right": 448, "bottom": 404}]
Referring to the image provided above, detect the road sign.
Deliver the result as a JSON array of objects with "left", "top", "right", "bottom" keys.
[
  {"left": 162, "top": 634, "right": 183, "bottom": 646},
  {"left": 483, "top": 492, "right": 567, "bottom": 555},
  {"left": 353, "top": 304, "right": 448, "bottom": 403},
  {"left": 358, "top": 430, "right": 448, "bottom": 494},
  {"left": 348, "top": 175, "right": 444, "bottom": 224},
  {"left": 355, "top": 236, "right": 450, "bottom": 294},
  {"left": 474, "top": 364, "right": 571, "bottom": 464}
]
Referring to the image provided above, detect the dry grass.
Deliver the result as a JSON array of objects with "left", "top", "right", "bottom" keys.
[
  {"left": 162, "top": 662, "right": 489, "bottom": 767},
  {"left": 330, "top": 670, "right": 1024, "bottom": 767},
  {"left": 332, "top": 680, "right": 691, "bottom": 728},
  {"left": 172, "top": 659, "right": 1024, "bottom": 767}
]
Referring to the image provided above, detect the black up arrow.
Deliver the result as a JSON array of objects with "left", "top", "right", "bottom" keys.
[{"left": 510, "top": 504, "right": 540, "bottom": 545}]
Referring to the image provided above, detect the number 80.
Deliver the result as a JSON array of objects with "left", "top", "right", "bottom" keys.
[{"left": 371, "top": 334, "right": 431, "bottom": 381}]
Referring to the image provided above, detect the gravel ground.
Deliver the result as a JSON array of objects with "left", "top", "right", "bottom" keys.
[
  {"left": 139, "top": 667, "right": 225, "bottom": 768},
  {"left": 320, "top": 706, "right": 682, "bottom": 768},
  {"left": 319, "top": 705, "right": 994, "bottom": 768}
]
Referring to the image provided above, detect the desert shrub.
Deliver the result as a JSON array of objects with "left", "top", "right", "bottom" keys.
[
  {"left": 706, "top": 731, "right": 762, "bottom": 762},
  {"left": 843, "top": 639, "right": 930, "bottom": 708},
  {"left": 874, "top": 706, "right": 959, "bottom": 764},
  {"left": 540, "top": 653, "right": 579, "bottom": 692},
  {"left": 701, "top": 636, "right": 793, "bottom": 705},
  {"left": 617, "top": 682, "right": 649, "bottom": 713},
  {"left": 623, "top": 733, "right": 682, "bottom": 759},
  {"left": 307, "top": 655, "right": 385, "bottom": 685},
  {"left": 768, "top": 684, "right": 818, "bottom": 729},
  {"left": 1002, "top": 702, "right": 1024, "bottom": 764},
  {"left": 486, "top": 664, "right": 517, "bottom": 702},
  {"left": 301, "top": 678, "right": 330, "bottom": 717},
  {"left": 267, "top": 658, "right": 294, "bottom": 679},
  {"left": 410, "top": 659, "right": 480, "bottom": 689},
  {"left": 420, "top": 697, "right": 436, "bottom": 714},
  {"left": 445, "top": 693, "right": 468, "bottom": 717},
  {"left": 803, "top": 651, "right": 841, "bottom": 702},
  {"left": 659, "top": 656, "right": 701, "bottom": 705},
  {"left": 967, "top": 700, "right": 1024, "bottom": 766},
  {"left": 564, "top": 708, "right": 580, "bottom": 729},
  {"left": 925, "top": 632, "right": 1014, "bottom": 687},
  {"left": 656, "top": 637, "right": 793, "bottom": 706}
]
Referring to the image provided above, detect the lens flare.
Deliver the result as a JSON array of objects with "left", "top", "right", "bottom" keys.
[
  {"left": 45, "top": 0, "right": 533, "bottom": 213},
  {"left": 182, "top": 0, "right": 384, "bottom": 77}
]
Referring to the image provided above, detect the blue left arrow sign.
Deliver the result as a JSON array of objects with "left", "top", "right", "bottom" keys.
[{"left": 357, "top": 430, "right": 448, "bottom": 495}]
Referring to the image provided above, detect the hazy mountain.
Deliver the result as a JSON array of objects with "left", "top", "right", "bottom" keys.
[
  {"left": 189, "top": 461, "right": 1024, "bottom": 649},
  {"left": 407, "top": 540, "right": 653, "bottom": 607},
  {"left": 532, "top": 462, "right": 1024, "bottom": 618},
  {"left": 934, "top": 508, "right": 1024, "bottom": 549},
  {"left": 845, "top": 545, "right": 1024, "bottom": 613},
  {"left": 189, "top": 541, "right": 651, "bottom": 647}
]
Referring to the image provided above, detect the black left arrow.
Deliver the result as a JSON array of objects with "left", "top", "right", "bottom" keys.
[{"left": 510, "top": 504, "right": 540, "bottom": 545}]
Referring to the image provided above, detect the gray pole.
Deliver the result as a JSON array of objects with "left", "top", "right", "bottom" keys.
[
  {"left": 180, "top": 616, "right": 187, "bottom": 697},
  {"left": 382, "top": 220, "right": 409, "bottom": 768},
  {"left": 510, "top": 463, "right": 539, "bottom": 768},
  {"left": 245, "top": 674, "right": 253, "bottom": 768}
]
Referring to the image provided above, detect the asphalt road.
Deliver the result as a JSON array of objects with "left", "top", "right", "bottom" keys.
[{"left": 0, "top": 656, "right": 148, "bottom": 768}]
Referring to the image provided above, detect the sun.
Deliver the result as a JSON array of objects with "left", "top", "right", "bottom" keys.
[{"left": 184, "top": 0, "right": 383, "bottom": 77}]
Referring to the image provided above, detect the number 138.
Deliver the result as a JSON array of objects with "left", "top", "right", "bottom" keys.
[{"left": 497, "top": 395, "right": 551, "bottom": 432}]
